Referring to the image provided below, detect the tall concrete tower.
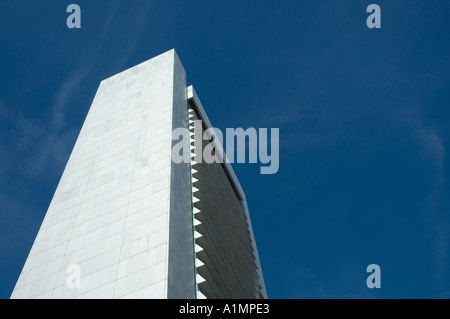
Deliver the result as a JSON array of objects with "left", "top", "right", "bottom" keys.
[{"left": 11, "top": 49, "right": 267, "bottom": 299}]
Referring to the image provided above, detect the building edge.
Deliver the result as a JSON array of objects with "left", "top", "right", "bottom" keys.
[{"left": 186, "top": 85, "right": 268, "bottom": 299}]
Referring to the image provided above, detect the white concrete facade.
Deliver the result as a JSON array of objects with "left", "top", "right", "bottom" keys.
[{"left": 11, "top": 50, "right": 195, "bottom": 299}]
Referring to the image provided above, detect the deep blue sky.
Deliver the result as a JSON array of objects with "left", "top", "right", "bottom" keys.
[{"left": 1, "top": 1, "right": 449, "bottom": 299}]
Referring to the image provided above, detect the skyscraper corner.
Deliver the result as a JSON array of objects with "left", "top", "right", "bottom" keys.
[{"left": 11, "top": 49, "right": 267, "bottom": 299}]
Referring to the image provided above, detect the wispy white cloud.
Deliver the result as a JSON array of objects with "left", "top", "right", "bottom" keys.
[
  {"left": 401, "top": 105, "right": 447, "bottom": 284},
  {"left": 0, "top": 193, "right": 42, "bottom": 269},
  {"left": 1, "top": 1, "right": 157, "bottom": 182},
  {"left": 17, "top": 2, "right": 128, "bottom": 177},
  {"left": 0, "top": 98, "right": 5, "bottom": 118},
  {"left": 91, "top": 1, "right": 123, "bottom": 58},
  {"left": 112, "top": 2, "right": 155, "bottom": 71},
  {"left": 21, "top": 64, "right": 92, "bottom": 176},
  {"left": 0, "top": 6, "right": 128, "bottom": 283}
]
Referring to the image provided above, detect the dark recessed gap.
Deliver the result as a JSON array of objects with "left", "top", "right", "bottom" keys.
[{"left": 188, "top": 98, "right": 243, "bottom": 202}]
